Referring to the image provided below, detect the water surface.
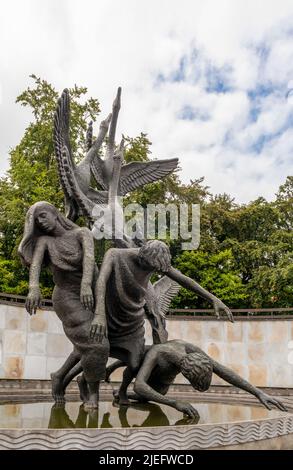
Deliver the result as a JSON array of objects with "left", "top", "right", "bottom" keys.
[{"left": 0, "top": 401, "right": 285, "bottom": 429}]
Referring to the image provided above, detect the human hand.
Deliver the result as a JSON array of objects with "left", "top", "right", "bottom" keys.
[
  {"left": 25, "top": 287, "right": 42, "bottom": 315},
  {"left": 175, "top": 414, "right": 200, "bottom": 425},
  {"left": 212, "top": 298, "right": 234, "bottom": 323},
  {"left": 80, "top": 284, "right": 94, "bottom": 311},
  {"left": 90, "top": 315, "right": 107, "bottom": 342},
  {"left": 258, "top": 392, "right": 287, "bottom": 412},
  {"left": 175, "top": 401, "right": 199, "bottom": 418}
]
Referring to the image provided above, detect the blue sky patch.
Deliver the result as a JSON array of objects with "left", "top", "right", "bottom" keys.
[
  {"left": 205, "top": 64, "right": 234, "bottom": 94},
  {"left": 178, "top": 105, "right": 209, "bottom": 121},
  {"left": 248, "top": 83, "right": 275, "bottom": 100},
  {"left": 250, "top": 110, "right": 293, "bottom": 153}
]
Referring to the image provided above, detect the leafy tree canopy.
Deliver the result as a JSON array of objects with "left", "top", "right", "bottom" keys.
[{"left": 0, "top": 76, "right": 292, "bottom": 309}]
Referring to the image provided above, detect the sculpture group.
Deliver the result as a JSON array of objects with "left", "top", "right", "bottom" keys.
[{"left": 18, "top": 87, "right": 286, "bottom": 418}]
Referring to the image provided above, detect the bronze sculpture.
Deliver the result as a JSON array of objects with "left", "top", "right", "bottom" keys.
[
  {"left": 90, "top": 241, "right": 233, "bottom": 404},
  {"left": 18, "top": 201, "right": 109, "bottom": 409},
  {"left": 42, "top": 239, "right": 233, "bottom": 407},
  {"left": 51, "top": 240, "right": 233, "bottom": 404},
  {"left": 18, "top": 85, "right": 288, "bottom": 417},
  {"left": 106, "top": 340, "right": 287, "bottom": 417},
  {"left": 54, "top": 87, "right": 179, "bottom": 221}
]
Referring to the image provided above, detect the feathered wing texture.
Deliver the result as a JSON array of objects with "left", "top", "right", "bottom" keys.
[
  {"left": 62, "top": 146, "right": 106, "bottom": 219},
  {"left": 55, "top": 87, "right": 178, "bottom": 226},
  {"left": 119, "top": 158, "right": 179, "bottom": 195},
  {"left": 86, "top": 188, "right": 108, "bottom": 204},
  {"left": 90, "top": 157, "right": 107, "bottom": 190},
  {"left": 55, "top": 89, "right": 74, "bottom": 165},
  {"left": 144, "top": 275, "right": 179, "bottom": 345},
  {"left": 89, "top": 114, "right": 112, "bottom": 191},
  {"left": 53, "top": 89, "right": 75, "bottom": 199},
  {"left": 153, "top": 276, "right": 180, "bottom": 317}
]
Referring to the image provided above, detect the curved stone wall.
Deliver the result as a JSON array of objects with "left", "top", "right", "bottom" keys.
[
  {"left": 0, "top": 304, "right": 292, "bottom": 387},
  {"left": 0, "top": 413, "right": 293, "bottom": 450}
]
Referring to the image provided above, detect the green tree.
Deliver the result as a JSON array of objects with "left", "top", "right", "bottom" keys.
[
  {"left": 0, "top": 75, "right": 100, "bottom": 294},
  {"left": 172, "top": 249, "right": 248, "bottom": 309},
  {"left": 0, "top": 75, "right": 292, "bottom": 310}
]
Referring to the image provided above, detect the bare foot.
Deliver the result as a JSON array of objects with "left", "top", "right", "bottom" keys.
[
  {"left": 77, "top": 375, "right": 89, "bottom": 403},
  {"left": 84, "top": 381, "right": 99, "bottom": 410},
  {"left": 52, "top": 402, "right": 65, "bottom": 410},
  {"left": 51, "top": 372, "right": 65, "bottom": 404},
  {"left": 113, "top": 389, "right": 144, "bottom": 404},
  {"left": 84, "top": 399, "right": 99, "bottom": 410},
  {"left": 126, "top": 391, "right": 146, "bottom": 402},
  {"left": 55, "top": 394, "right": 66, "bottom": 405},
  {"left": 119, "top": 399, "right": 131, "bottom": 406},
  {"left": 118, "top": 394, "right": 130, "bottom": 406}
]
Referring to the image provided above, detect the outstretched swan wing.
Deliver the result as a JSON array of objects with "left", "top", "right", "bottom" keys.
[{"left": 119, "top": 158, "right": 179, "bottom": 195}]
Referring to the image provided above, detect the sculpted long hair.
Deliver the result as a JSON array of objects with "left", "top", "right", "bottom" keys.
[
  {"left": 138, "top": 240, "right": 172, "bottom": 273},
  {"left": 18, "top": 201, "right": 76, "bottom": 266},
  {"left": 180, "top": 352, "right": 213, "bottom": 392}
]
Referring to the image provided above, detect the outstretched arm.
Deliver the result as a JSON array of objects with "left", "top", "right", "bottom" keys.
[
  {"left": 79, "top": 228, "right": 95, "bottom": 311},
  {"left": 212, "top": 360, "right": 287, "bottom": 411},
  {"left": 166, "top": 267, "right": 234, "bottom": 322},
  {"left": 26, "top": 238, "right": 46, "bottom": 315},
  {"left": 90, "top": 248, "right": 115, "bottom": 342}
]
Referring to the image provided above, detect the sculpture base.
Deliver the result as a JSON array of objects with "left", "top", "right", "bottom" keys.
[{"left": 0, "top": 394, "right": 292, "bottom": 449}]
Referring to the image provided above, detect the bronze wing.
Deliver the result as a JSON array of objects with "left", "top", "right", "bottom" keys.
[
  {"left": 153, "top": 275, "right": 180, "bottom": 317},
  {"left": 119, "top": 158, "right": 179, "bottom": 195},
  {"left": 62, "top": 146, "right": 107, "bottom": 219},
  {"left": 53, "top": 88, "right": 76, "bottom": 200},
  {"left": 88, "top": 114, "right": 112, "bottom": 190},
  {"left": 144, "top": 275, "right": 180, "bottom": 344}
]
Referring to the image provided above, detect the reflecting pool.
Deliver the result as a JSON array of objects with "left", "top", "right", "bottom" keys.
[{"left": 0, "top": 400, "right": 286, "bottom": 429}]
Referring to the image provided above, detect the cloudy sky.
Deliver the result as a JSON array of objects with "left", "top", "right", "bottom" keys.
[{"left": 0, "top": 0, "right": 293, "bottom": 202}]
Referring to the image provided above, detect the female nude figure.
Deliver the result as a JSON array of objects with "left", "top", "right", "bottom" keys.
[{"left": 18, "top": 201, "right": 109, "bottom": 409}]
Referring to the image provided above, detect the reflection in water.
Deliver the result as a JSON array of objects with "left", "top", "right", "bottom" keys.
[
  {"left": 48, "top": 404, "right": 75, "bottom": 429},
  {"left": 48, "top": 402, "right": 199, "bottom": 429},
  {"left": 0, "top": 401, "right": 285, "bottom": 429},
  {"left": 116, "top": 402, "right": 199, "bottom": 428}
]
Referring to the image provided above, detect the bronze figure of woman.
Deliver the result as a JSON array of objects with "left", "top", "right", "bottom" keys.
[{"left": 18, "top": 201, "right": 109, "bottom": 409}]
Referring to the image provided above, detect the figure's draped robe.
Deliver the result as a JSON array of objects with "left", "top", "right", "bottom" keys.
[
  {"left": 105, "top": 251, "right": 148, "bottom": 357},
  {"left": 47, "top": 234, "right": 102, "bottom": 367}
]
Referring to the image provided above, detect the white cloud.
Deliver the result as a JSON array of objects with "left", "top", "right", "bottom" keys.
[{"left": 0, "top": 0, "right": 293, "bottom": 202}]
